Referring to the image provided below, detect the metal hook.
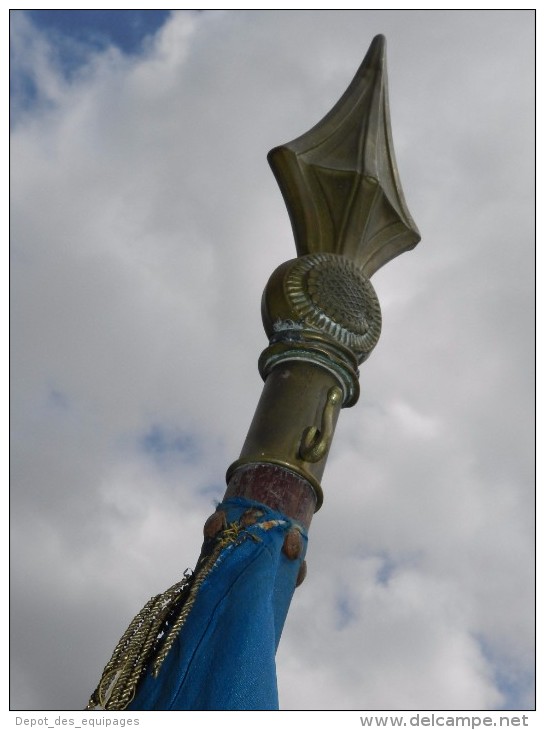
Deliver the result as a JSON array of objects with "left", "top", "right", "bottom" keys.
[{"left": 299, "top": 386, "right": 342, "bottom": 463}]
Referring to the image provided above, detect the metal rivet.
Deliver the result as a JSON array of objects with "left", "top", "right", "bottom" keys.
[
  {"left": 282, "top": 528, "right": 302, "bottom": 560},
  {"left": 296, "top": 560, "right": 307, "bottom": 587},
  {"left": 203, "top": 510, "right": 226, "bottom": 539},
  {"left": 240, "top": 508, "right": 264, "bottom": 527}
]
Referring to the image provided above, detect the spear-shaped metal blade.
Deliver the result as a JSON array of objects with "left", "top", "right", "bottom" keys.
[{"left": 268, "top": 34, "right": 420, "bottom": 277}]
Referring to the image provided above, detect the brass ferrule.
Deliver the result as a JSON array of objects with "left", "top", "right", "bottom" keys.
[
  {"left": 225, "top": 32, "right": 421, "bottom": 516},
  {"left": 226, "top": 359, "right": 343, "bottom": 510},
  {"left": 226, "top": 252, "right": 381, "bottom": 510},
  {"left": 258, "top": 333, "right": 360, "bottom": 407}
]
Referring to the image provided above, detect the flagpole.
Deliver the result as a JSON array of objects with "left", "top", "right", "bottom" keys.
[
  {"left": 226, "top": 31, "right": 419, "bottom": 538},
  {"left": 87, "top": 33, "right": 420, "bottom": 711}
]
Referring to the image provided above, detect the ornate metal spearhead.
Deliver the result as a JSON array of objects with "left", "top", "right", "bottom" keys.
[
  {"left": 227, "top": 35, "right": 420, "bottom": 515},
  {"left": 268, "top": 34, "right": 420, "bottom": 277}
]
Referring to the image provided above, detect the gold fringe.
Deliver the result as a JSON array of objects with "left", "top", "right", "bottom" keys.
[{"left": 86, "top": 521, "right": 254, "bottom": 711}]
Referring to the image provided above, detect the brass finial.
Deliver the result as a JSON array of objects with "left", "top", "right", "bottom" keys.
[
  {"left": 227, "top": 35, "right": 420, "bottom": 513},
  {"left": 268, "top": 34, "right": 420, "bottom": 277}
]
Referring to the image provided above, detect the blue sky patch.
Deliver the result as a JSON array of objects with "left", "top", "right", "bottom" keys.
[
  {"left": 141, "top": 424, "right": 199, "bottom": 466},
  {"left": 375, "top": 553, "right": 398, "bottom": 586},
  {"left": 26, "top": 10, "right": 171, "bottom": 57},
  {"left": 474, "top": 633, "right": 534, "bottom": 710},
  {"left": 358, "top": 546, "right": 422, "bottom": 587},
  {"left": 48, "top": 388, "right": 70, "bottom": 411},
  {"left": 335, "top": 591, "right": 358, "bottom": 630},
  {"left": 10, "top": 10, "right": 172, "bottom": 119}
]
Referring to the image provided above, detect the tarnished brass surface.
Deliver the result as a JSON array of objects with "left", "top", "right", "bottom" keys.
[
  {"left": 299, "top": 385, "right": 342, "bottom": 463},
  {"left": 258, "top": 330, "right": 360, "bottom": 407},
  {"left": 226, "top": 35, "right": 420, "bottom": 516},
  {"left": 261, "top": 253, "right": 382, "bottom": 366},
  {"left": 227, "top": 360, "right": 343, "bottom": 509},
  {"left": 268, "top": 34, "right": 420, "bottom": 278}
]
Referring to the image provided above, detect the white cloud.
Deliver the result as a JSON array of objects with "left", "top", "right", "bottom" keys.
[{"left": 10, "top": 9, "right": 534, "bottom": 710}]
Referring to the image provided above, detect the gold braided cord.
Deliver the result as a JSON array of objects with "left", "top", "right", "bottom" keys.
[
  {"left": 86, "top": 574, "right": 191, "bottom": 711},
  {"left": 151, "top": 537, "right": 228, "bottom": 674},
  {"left": 86, "top": 521, "right": 256, "bottom": 711}
]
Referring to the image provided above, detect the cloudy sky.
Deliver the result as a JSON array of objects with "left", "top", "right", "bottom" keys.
[{"left": 10, "top": 9, "right": 535, "bottom": 712}]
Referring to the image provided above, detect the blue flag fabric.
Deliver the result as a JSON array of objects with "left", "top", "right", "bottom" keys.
[{"left": 119, "top": 497, "right": 307, "bottom": 710}]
